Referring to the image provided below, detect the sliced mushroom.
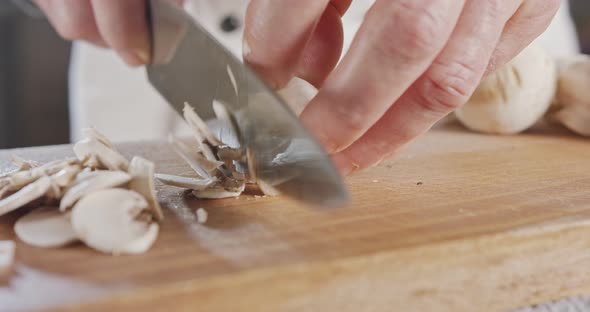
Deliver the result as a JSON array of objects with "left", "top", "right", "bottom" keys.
[
  {"left": 547, "top": 54, "right": 590, "bottom": 136},
  {"left": 169, "top": 136, "right": 223, "bottom": 179},
  {"left": 455, "top": 43, "right": 557, "bottom": 134},
  {"left": 183, "top": 103, "right": 221, "bottom": 161},
  {"left": 74, "top": 138, "right": 129, "bottom": 171},
  {"left": 71, "top": 189, "right": 156, "bottom": 255},
  {"left": 14, "top": 207, "right": 77, "bottom": 248},
  {"left": 257, "top": 180, "right": 281, "bottom": 197},
  {"left": 121, "top": 223, "right": 159, "bottom": 254},
  {"left": 6, "top": 158, "right": 78, "bottom": 191},
  {"left": 10, "top": 155, "right": 41, "bottom": 171},
  {"left": 226, "top": 64, "right": 238, "bottom": 95},
  {"left": 0, "top": 185, "right": 11, "bottom": 201},
  {"left": 82, "top": 127, "right": 114, "bottom": 148},
  {"left": 51, "top": 164, "right": 83, "bottom": 188},
  {"left": 192, "top": 188, "right": 244, "bottom": 199},
  {"left": 211, "top": 100, "right": 240, "bottom": 148},
  {"left": 129, "top": 157, "right": 164, "bottom": 221},
  {"left": 155, "top": 173, "right": 216, "bottom": 190},
  {"left": 60, "top": 171, "right": 132, "bottom": 211},
  {"left": 192, "top": 177, "right": 245, "bottom": 199},
  {"left": 0, "top": 240, "right": 15, "bottom": 279},
  {"left": 0, "top": 176, "right": 52, "bottom": 217}
]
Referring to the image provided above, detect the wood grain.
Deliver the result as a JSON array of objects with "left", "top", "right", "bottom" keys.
[{"left": 1, "top": 122, "right": 590, "bottom": 312}]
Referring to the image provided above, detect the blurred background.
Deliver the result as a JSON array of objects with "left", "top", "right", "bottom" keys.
[{"left": 0, "top": 1, "right": 589, "bottom": 149}]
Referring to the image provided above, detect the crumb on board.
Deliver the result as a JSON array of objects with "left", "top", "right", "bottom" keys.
[
  {"left": 416, "top": 182, "right": 423, "bottom": 186},
  {"left": 0, "top": 240, "right": 15, "bottom": 279},
  {"left": 196, "top": 208, "right": 208, "bottom": 224}
]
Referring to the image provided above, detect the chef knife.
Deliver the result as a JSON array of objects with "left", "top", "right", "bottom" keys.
[{"left": 145, "top": 0, "right": 349, "bottom": 208}]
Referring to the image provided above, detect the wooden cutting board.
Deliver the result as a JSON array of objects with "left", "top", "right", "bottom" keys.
[{"left": 1, "top": 121, "right": 590, "bottom": 312}]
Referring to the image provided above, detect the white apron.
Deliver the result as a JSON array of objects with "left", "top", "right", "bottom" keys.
[{"left": 68, "top": 0, "right": 580, "bottom": 143}]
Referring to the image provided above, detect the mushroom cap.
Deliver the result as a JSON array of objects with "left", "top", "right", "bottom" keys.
[
  {"left": 549, "top": 54, "right": 590, "bottom": 136},
  {"left": 71, "top": 189, "right": 155, "bottom": 255},
  {"left": 455, "top": 43, "right": 557, "bottom": 134},
  {"left": 14, "top": 206, "right": 77, "bottom": 248},
  {"left": 129, "top": 157, "right": 164, "bottom": 221},
  {"left": 60, "top": 171, "right": 132, "bottom": 211}
]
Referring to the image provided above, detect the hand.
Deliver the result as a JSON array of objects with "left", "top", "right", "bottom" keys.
[
  {"left": 243, "top": 0, "right": 560, "bottom": 175},
  {"left": 35, "top": 0, "right": 183, "bottom": 66}
]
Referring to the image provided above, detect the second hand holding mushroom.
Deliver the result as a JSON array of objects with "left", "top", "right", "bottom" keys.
[{"left": 243, "top": 0, "right": 561, "bottom": 174}]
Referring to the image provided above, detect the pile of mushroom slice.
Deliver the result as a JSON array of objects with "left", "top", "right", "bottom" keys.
[
  {"left": 156, "top": 102, "right": 280, "bottom": 199},
  {"left": 0, "top": 128, "right": 163, "bottom": 255},
  {"left": 454, "top": 41, "right": 590, "bottom": 137}
]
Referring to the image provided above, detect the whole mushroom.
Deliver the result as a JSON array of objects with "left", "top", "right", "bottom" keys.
[
  {"left": 455, "top": 42, "right": 557, "bottom": 135},
  {"left": 546, "top": 54, "right": 590, "bottom": 136}
]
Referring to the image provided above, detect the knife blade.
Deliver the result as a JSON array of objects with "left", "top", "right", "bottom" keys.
[{"left": 145, "top": 0, "right": 349, "bottom": 208}]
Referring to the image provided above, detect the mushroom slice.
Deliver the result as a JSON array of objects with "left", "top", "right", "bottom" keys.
[
  {"left": 183, "top": 102, "right": 223, "bottom": 147},
  {"left": 169, "top": 136, "right": 222, "bottom": 179},
  {"left": 0, "top": 185, "right": 11, "bottom": 200},
  {"left": 192, "top": 187, "right": 244, "bottom": 199},
  {"left": 0, "top": 240, "right": 15, "bottom": 280},
  {"left": 71, "top": 189, "right": 155, "bottom": 255},
  {"left": 121, "top": 223, "right": 159, "bottom": 254},
  {"left": 51, "top": 164, "right": 83, "bottom": 188},
  {"left": 60, "top": 171, "right": 132, "bottom": 211},
  {"left": 155, "top": 173, "right": 216, "bottom": 190},
  {"left": 14, "top": 207, "right": 77, "bottom": 248},
  {"left": 257, "top": 180, "right": 281, "bottom": 197},
  {"left": 192, "top": 178, "right": 245, "bottom": 199},
  {"left": 74, "top": 138, "right": 129, "bottom": 171},
  {"left": 211, "top": 100, "right": 240, "bottom": 148},
  {"left": 10, "top": 155, "right": 41, "bottom": 171},
  {"left": 6, "top": 158, "right": 77, "bottom": 191},
  {"left": 129, "top": 157, "right": 164, "bottom": 221},
  {"left": 0, "top": 176, "right": 52, "bottom": 217},
  {"left": 81, "top": 127, "right": 114, "bottom": 148}
]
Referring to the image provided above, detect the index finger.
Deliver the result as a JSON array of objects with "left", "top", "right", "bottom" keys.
[{"left": 300, "top": 0, "right": 465, "bottom": 153}]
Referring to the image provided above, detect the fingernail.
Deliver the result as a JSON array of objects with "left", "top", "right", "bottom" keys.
[
  {"left": 119, "top": 51, "right": 142, "bottom": 67},
  {"left": 135, "top": 49, "right": 151, "bottom": 64}
]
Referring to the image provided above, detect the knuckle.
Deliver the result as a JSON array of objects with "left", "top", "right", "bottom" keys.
[
  {"left": 333, "top": 101, "right": 373, "bottom": 135},
  {"left": 324, "top": 101, "right": 374, "bottom": 151},
  {"left": 417, "top": 60, "right": 481, "bottom": 113}
]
